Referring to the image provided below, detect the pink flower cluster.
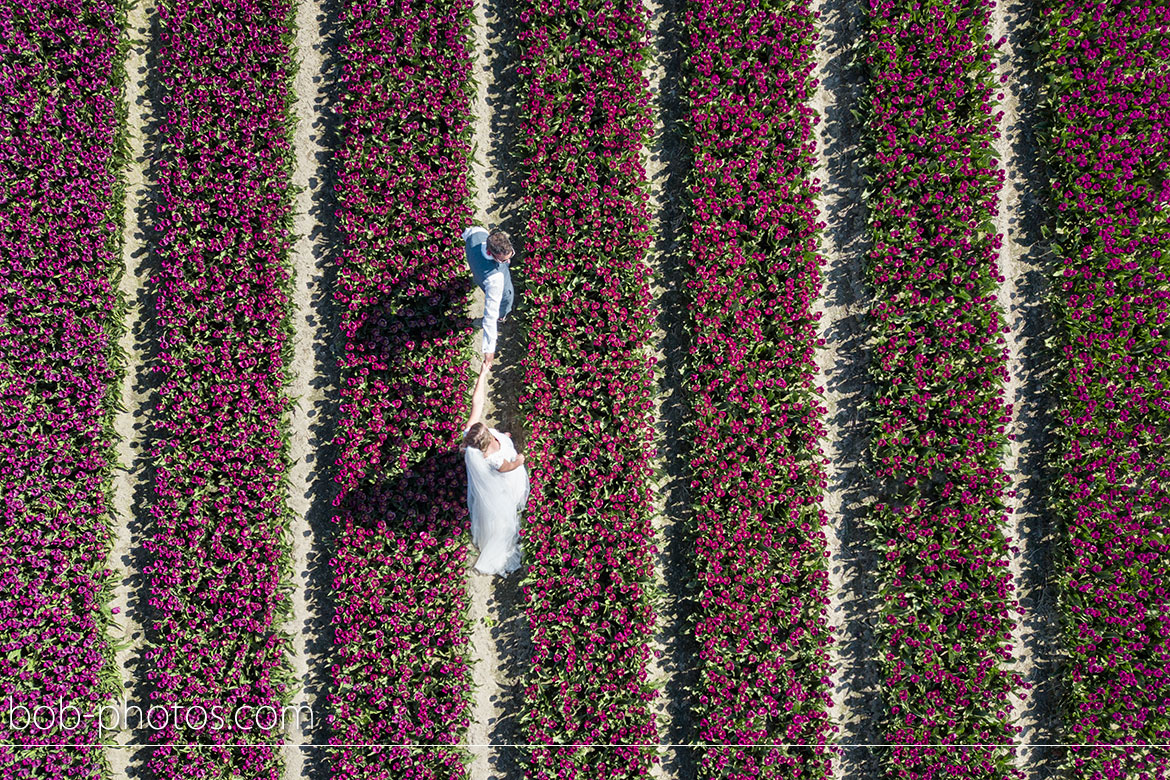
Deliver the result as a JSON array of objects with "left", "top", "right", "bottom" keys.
[
  {"left": 325, "top": 0, "right": 476, "bottom": 776},
  {"left": 860, "top": 0, "right": 1023, "bottom": 774},
  {"left": 143, "top": 2, "right": 298, "bottom": 777},
  {"left": 681, "top": 0, "right": 834, "bottom": 775},
  {"left": 512, "top": 0, "right": 660, "bottom": 776},
  {"left": 1040, "top": 1, "right": 1170, "bottom": 776},
  {"left": 0, "top": 2, "right": 127, "bottom": 775}
]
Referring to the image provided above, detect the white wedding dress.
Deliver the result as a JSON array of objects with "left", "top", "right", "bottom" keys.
[{"left": 464, "top": 427, "right": 529, "bottom": 575}]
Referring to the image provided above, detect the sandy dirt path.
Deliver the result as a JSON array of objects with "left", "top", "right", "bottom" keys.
[
  {"left": 285, "top": 0, "right": 335, "bottom": 772},
  {"left": 107, "top": 0, "right": 153, "bottom": 774},
  {"left": 808, "top": 0, "right": 885, "bottom": 776},
  {"left": 643, "top": 0, "right": 676, "bottom": 776},
  {"left": 464, "top": 0, "right": 506, "bottom": 774},
  {"left": 989, "top": 4, "right": 1029, "bottom": 773},
  {"left": 464, "top": 0, "right": 539, "bottom": 774},
  {"left": 989, "top": 0, "right": 1063, "bottom": 775}
]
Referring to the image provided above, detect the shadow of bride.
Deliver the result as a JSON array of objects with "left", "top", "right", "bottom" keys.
[{"left": 324, "top": 445, "right": 474, "bottom": 778}]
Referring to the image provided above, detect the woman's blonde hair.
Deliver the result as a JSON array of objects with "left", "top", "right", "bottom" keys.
[{"left": 463, "top": 422, "right": 493, "bottom": 451}]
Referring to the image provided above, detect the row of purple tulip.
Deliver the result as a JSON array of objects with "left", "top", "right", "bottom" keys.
[
  {"left": 680, "top": 0, "right": 834, "bottom": 776},
  {"left": 0, "top": 2, "right": 128, "bottom": 776},
  {"left": 324, "top": 0, "right": 477, "bottom": 776},
  {"left": 1040, "top": 0, "right": 1170, "bottom": 776},
  {"left": 512, "top": 0, "right": 661, "bottom": 776},
  {"left": 859, "top": 0, "right": 1023, "bottom": 774},
  {"left": 142, "top": 1, "right": 298, "bottom": 777}
]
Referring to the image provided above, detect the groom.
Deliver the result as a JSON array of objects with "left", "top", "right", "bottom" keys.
[{"left": 462, "top": 226, "right": 516, "bottom": 368}]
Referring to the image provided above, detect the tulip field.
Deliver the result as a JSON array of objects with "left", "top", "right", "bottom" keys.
[
  {"left": 1, "top": 0, "right": 1169, "bottom": 778},
  {"left": 1043, "top": 0, "right": 1170, "bottom": 776}
]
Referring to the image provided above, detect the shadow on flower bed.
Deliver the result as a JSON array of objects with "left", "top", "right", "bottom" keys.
[
  {"left": 816, "top": 0, "right": 884, "bottom": 774},
  {"left": 300, "top": 0, "right": 348, "bottom": 771},
  {"left": 340, "top": 447, "right": 468, "bottom": 537},
  {"left": 122, "top": 11, "right": 170, "bottom": 776},
  {"left": 483, "top": 0, "right": 529, "bottom": 451},
  {"left": 327, "top": 445, "right": 471, "bottom": 776},
  {"left": 647, "top": 0, "right": 701, "bottom": 777},
  {"left": 1000, "top": 0, "right": 1063, "bottom": 775}
]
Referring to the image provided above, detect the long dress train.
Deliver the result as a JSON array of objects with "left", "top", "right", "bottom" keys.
[{"left": 464, "top": 427, "right": 529, "bottom": 575}]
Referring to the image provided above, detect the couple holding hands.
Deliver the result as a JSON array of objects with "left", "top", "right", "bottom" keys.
[{"left": 459, "top": 226, "right": 529, "bottom": 576}]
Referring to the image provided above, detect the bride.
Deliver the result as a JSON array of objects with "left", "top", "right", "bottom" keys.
[{"left": 460, "top": 362, "right": 529, "bottom": 575}]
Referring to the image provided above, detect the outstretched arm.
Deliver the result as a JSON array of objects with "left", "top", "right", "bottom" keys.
[
  {"left": 465, "top": 360, "right": 490, "bottom": 430},
  {"left": 481, "top": 274, "right": 503, "bottom": 364}
]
